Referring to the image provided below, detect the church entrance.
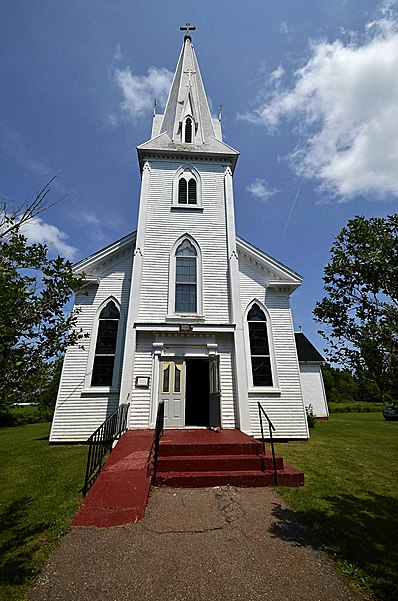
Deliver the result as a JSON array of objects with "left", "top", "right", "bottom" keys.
[
  {"left": 159, "top": 356, "right": 220, "bottom": 429},
  {"left": 185, "top": 359, "right": 210, "bottom": 426}
]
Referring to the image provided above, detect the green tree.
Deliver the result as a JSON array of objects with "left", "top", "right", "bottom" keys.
[
  {"left": 314, "top": 214, "right": 398, "bottom": 401},
  {"left": 0, "top": 178, "right": 82, "bottom": 407}
]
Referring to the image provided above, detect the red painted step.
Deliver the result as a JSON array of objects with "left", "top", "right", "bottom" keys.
[
  {"left": 156, "top": 465, "right": 304, "bottom": 488},
  {"left": 158, "top": 429, "right": 260, "bottom": 457},
  {"left": 156, "top": 429, "right": 304, "bottom": 488},
  {"left": 157, "top": 453, "right": 284, "bottom": 473}
]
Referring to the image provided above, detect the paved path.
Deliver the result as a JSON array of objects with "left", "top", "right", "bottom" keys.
[{"left": 28, "top": 486, "right": 362, "bottom": 601}]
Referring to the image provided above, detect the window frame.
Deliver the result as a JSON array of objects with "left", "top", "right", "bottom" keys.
[
  {"left": 182, "top": 115, "right": 195, "bottom": 143},
  {"left": 168, "top": 235, "right": 203, "bottom": 317},
  {"left": 85, "top": 297, "right": 123, "bottom": 391},
  {"left": 244, "top": 301, "right": 278, "bottom": 391},
  {"left": 172, "top": 164, "right": 202, "bottom": 208}
]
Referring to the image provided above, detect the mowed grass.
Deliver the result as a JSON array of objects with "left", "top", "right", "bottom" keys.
[
  {"left": 276, "top": 413, "right": 398, "bottom": 601},
  {"left": 0, "top": 423, "right": 87, "bottom": 601}
]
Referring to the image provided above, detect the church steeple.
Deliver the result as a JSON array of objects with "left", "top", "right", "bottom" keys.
[
  {"left": 137, "top": 27, "right": 239, "bottom": 172},
  {"left": 160, "top": 30, "right": 215, "bottom": 144}
]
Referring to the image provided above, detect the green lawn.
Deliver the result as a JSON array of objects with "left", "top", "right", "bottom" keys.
[
  {"left": 276, "top": 413, "right": 398, "bottom": 601},
  {"left": 0, "top": 423, "right": 87, "bottom": 601}
]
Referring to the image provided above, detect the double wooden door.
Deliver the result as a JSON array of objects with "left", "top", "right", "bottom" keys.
[
  {"left": 159, "top": 357, "right": 221, "bottom": 429},
  {"left": 159, "top": 360, "right": 185, "bottom": 427}
]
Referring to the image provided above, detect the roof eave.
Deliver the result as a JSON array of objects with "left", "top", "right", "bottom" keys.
[{"left": 137, "top": 145, "right": 239, "bottom": 173}]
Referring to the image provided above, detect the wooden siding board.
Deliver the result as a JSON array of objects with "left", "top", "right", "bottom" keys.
[
  {"left": 138, "top": 161, "right": 231, "bottom": 323},
  {"left": 238, "top": 253, "right": 308, "bottom": 439},
  {"left": 50, "top": 253, "right": 133, "bottom": 442}
]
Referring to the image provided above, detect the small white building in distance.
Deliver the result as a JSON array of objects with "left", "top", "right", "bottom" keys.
[
  {"left": 50, "top": 29, "right": 313, "bottom": 443},
  {"left": 295, "top": 333, "right": 329, "bottom": 419}
]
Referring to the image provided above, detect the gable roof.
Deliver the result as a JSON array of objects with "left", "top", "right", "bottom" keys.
[
  {"left": 73, "top": 231, "right": 136, "bottom": 278},
  {"left": 295, "top": 333, "right": 325, "bottom": 363},
  {"left": 236, "top": 235, "right": 302, "bottom": 291}
]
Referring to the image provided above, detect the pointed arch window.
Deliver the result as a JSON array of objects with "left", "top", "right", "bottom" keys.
[
  {"left": 91, "top": 300, "right": 120, "bottom": 387},
  {"left": 248, "top": 304, "right": 273, "bottom": 387},
  {"left": 184, "top": 117, "right": 192, "bottom": 143},
  {"left": 175, "top": 239, "right": 197, "bottom": 313},
  {"left": 177, "top": 169, "right": 197, "bottom": 205}
]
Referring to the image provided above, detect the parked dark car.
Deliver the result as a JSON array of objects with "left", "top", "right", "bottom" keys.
[{"left": 383, "top": 406, "right": 398, "bottom": 421}]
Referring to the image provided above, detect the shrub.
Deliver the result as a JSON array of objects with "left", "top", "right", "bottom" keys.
[{"left": 306, "top": 404, "right": 316, "bottom": 428}]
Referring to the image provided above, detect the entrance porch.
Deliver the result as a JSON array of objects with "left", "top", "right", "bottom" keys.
[{"left": 75, "top": 428, "right": 304, "bottom": 527}]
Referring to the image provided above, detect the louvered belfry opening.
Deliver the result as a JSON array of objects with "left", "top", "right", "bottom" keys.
[
  {"left": 188, "top": 178, "right": 196, "bottom": 204},
  {"left": 178, "top": 174, "right": 197, "bottom": 204},
  {"left": 178, "top": 178, "right": 187, "bottom": 203},
  {"left": 185, "top": 117, "right": 192, "bottom": 142}
]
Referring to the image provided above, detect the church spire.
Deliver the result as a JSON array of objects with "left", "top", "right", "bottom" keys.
[
  {"left": 137, "top": 28, "right": 239, "bottom": 172},
  {"left": 159, "top": 27, "right": 215, "bottom": 144}
]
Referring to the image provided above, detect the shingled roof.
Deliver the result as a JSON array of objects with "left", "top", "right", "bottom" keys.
[{"left": 295, "top": 332, "right": 325, "bottom": 363}]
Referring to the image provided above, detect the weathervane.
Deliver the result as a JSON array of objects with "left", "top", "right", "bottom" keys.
[{"left": 180, "top": 22, "right": 196, "bottom": 40}]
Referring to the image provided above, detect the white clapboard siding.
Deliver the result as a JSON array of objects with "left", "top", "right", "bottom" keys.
[
  {"left": 238, "top": 255, "right": 308, "bottom": 440},
  {"left": 50, "top": 251, "right": 133, "bottom": 442},
  {"left": 299, "top": 364, "right": 329, "bottom": 418},
  {"left": 238, "top": 252, "right": 271, "bottom": 312},
  {"left": 138, "top": 160, "right": 231, "bottom": 323},
  {"left": 218, "top": 334, "right": 237, "bottom": 429},
  {"left": 129, "top": 333, "right": 154, "bottom": 428}
]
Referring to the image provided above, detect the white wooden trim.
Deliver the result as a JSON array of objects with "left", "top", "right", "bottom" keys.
[
  {"left": 172, "top": 164, "right": 202, "bottom": 207},
  {"left": 84, "top": 296, "right": 123, "bottom": 390},
  {"left": 119, "top": 161, "right": 151, "bottom": 405},
  {"left": 167, "top": 233, "right": 203, "bottom": 317},
  {"left": 243, "top": 299, "right": 279, "bottom": 391},
  {"left": 224, "top": 166, "right": 250, "bottom": 432}
]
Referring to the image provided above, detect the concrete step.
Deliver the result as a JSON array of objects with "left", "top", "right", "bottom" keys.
[
  {"left": 158, "top": 440, "right": 260, "bottom": 457},
  {"left": 156, "top": 465, "right": 304, "bottom": 488},
  {"left": 157, "top": 453, "right": 284, "bottom": 473}
]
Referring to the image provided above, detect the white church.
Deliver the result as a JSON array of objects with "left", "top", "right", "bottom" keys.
[{"left": 50, "top": 29, "right": 328, "bottom": 444}]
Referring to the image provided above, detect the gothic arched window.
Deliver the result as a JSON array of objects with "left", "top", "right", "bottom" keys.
[
  {"left": 177, "top": 170, "right": 197, "bottom": 205},
  {"left": 175, "top": 239, "right": 197, "bottom": 313},
  {"left": 184, "top": 117, "right": 192, "bottom": 143},
  {"left": 91, "top": 300, "right": 120, "bottom": 387},
  {"left": 248, "top": 304, "right": 273, "bottom": 387}
]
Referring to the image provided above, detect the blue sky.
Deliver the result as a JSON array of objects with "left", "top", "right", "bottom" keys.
[{"left": 1, "top": 0, "right": 398, "bottom": 353}]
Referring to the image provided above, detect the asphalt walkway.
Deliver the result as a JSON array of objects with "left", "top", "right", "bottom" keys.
[{"left": 28, "top": 486, "right": 362, "bottom": 601}]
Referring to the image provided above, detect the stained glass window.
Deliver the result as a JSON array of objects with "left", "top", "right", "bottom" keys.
[
  {"left": 248, "top": 304, "right": 273, "bottom": 387},
  {"left": 91, "top": 300, "right": 120, "bottom": 387}
]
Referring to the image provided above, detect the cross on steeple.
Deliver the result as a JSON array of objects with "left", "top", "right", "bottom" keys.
[{"left": 180, "top": 22, "right": 196, "bottom": 39}]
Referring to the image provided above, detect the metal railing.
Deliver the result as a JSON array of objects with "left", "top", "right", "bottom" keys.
[
  {"left": 83, "top": 402, "right": 130, "bottom": 496},
  {"left": 147, "top": 401, "right": 165, "bottom": 485},
  {"left": 257, "top": 402, "right": 278, "bottom": 486}
]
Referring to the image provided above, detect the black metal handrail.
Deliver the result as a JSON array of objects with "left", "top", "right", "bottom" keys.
[
  {"left": 258, "top": 402, "right": 278, "bottom": 486},
  {"left": 83, "top": 402, "right": 130, "bottom": 496},
  {"left": 147, "top": 401, "right": 165, "bottom": 485}
]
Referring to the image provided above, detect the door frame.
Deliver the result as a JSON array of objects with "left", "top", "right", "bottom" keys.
[{"left": 149, "top": 339, "right": 218, "bottom": 428}]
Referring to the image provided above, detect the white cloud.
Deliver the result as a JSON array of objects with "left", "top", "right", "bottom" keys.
[
  {"left": 246, "top": 178, "right": 278, "bottom": 201},
  {"left": 241, "top": 4, "right": 398, "bottom": 200},
  {"left": 113, "top": 44, "right": 122, "bottom": 61},
  {"left": 21, "top": 217, "right": 77, "bottom": 259},
  {"left": 114, "top": 66, "right": 173, "bottom": 120},
  {"left": 270, "top": 66, "right": 284, "bottom": 81}
]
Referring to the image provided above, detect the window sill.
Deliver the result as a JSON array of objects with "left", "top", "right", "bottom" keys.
[
  {"left": 81, "top": 387, "right": 120, "bottom": 394},
  {"left": 171, "top": 205, "right": 203, "bottom": 212},
  {"left": 165, "top": 314, "right": 205, "bottom": 322},
  {"left": 248, "top": 388, "right": 281, "bottom": 395}
]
